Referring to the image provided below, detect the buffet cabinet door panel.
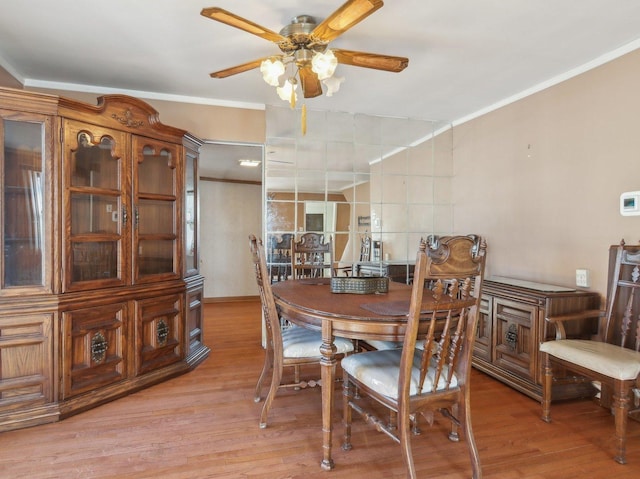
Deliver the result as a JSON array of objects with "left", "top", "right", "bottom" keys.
[
  {"left": 0, "top": 313, "right": 54, "bottom": 410},
  {"left": 135, "top": 294, "right": 183, "bottom": 375},
  {"left": 493, "top": 298, "right": 537, "bottom": 381},
  {"left": 473, "top": 294, "right": 493, "bottom": 361},
  {"left": 62, "top": 303, "right": 128, "bottom": 398}
]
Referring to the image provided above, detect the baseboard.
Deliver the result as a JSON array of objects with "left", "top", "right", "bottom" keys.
[{"left": 204, "top": 295, "right": 259, "bottom": 303}]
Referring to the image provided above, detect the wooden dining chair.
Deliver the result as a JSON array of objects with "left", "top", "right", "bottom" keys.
[
  {"left": 540, "top": 239, "right": 640, "bottom": 464},
  {"left": 291, "top": 232, "right": 333, "bottom": 279},
  {"left": 249, "top": 234, "right": 354, "bottom": 428},
  {"left": 336, "top": 233, "right": 372, "bottom": 277},
  {"left": 341, "top": 235, "right": 487, "bottom": 479}
]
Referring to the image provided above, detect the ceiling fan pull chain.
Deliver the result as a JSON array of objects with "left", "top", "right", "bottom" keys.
[{"left": 301, "top": 104, "right": 307, "bottom": 136}]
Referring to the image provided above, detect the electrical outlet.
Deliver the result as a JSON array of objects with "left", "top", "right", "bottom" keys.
[{"left": 576, "top": 269, "right": 590, "bottom": 288}]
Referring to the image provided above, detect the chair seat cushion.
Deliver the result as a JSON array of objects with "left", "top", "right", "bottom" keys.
[
  {"left": 282, "top": 326, "right": 354, "bottom": 358},
  {"left": 363, "top": 339, "right": 428, "bottom": 351},
  {"left": 540, "top": 339, "right": 640, "bottom": 380},
  {"left": 341, "top": 349, "right": 457, "bottom": 399}
]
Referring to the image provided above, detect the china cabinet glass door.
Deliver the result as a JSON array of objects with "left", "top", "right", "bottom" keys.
[
  {"left": 64, "top": 120, "right": 129, "bottom": 291},
  {"left": 184, "top": 146, "right": 198, "bottom": 276},
  {"left": 1, "top": 113, "right": 50, "bottom": 290},
  {"left": 133, "top": 137, "right": 179, "bottom": 282}
]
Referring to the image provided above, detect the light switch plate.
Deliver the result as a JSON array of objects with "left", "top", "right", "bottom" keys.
[{"left": 576, "top": 269, "right": 589, "bottom": 288}]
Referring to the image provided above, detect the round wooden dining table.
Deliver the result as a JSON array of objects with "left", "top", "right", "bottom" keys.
[{"left": 271, "top": 277, "right": 432, "bottom": 471}]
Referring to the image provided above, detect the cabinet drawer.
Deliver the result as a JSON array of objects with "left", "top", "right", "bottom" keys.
[{"left": 493, "top": 298, "right": 537, "bottom": 381}]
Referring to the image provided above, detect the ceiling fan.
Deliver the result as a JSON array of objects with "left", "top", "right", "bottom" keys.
[{"left": 200, "top": 0, "right": 409, "bottom": 101}]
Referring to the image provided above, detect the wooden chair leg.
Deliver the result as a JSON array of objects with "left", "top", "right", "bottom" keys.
[
  {"left": 293, "top": 365, "right": 301, "bottom": 390},
  {"left": 259, "top": 355, "right": 283, "bottom": 428},
  {"left": 254, "top": 347, "right": 273, "bottom": 403},
  {"left": 398, "top": 405, "right": 417, "bottom": 479},
  {"left": 541, "top": 353, "right": 552, "bottom": 423},
  {"left": 460, "top": 397, "right": 482, "bottom": 479},
  {"left": 342, "top": 372, "right": 353, "bottom": 451},
  {"left": 612, "top": 380, "right": 631, "bottom": 464}
]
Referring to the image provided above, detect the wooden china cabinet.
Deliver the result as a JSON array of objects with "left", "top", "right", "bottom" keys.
[{"left": 0, "top": 87, "right": 209, "bottom": 431}]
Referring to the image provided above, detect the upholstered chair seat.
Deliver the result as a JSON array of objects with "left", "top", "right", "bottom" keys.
[
  {"left": 282, "top": 326, "right": 354, "bottom": 357},
  {"left": 540, "top": 340, "right": 640, "bottom": 380}
]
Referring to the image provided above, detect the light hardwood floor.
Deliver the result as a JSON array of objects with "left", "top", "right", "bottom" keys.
[{"left": 1, "top": 300, "right": 639, "bottom": 478}]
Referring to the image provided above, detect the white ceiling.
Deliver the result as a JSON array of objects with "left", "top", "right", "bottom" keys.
[{"left": 2, "top": 0, "right": 640, "bottom": 182}]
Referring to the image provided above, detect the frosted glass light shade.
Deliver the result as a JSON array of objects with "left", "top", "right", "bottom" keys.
[
  {"left": 260, "top": 58, "right": 285, "bottom": 86},
  {"left": 311, "top": 50, "right": 338, "bottom": 80}
]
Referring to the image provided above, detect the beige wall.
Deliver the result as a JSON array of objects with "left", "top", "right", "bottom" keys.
[{"left": 452, "top": 48, "right": 640, "bottom": 297}]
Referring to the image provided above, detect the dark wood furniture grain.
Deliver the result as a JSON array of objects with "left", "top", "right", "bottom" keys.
[
  {"left": 541, "top": 240, "right": 640, "bottom": 464},
  {"left": 342, "top": 235, "right": 486, "bottom": 479},
  {"left": 472, "top": 276, "right": 600, "bottom": 402},
  {"left": 0, "top": 87, "right": 209, "bottom": 432}
]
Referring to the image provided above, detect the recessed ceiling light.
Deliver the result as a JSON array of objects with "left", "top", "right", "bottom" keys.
[{"left": 238, "top": 159, "right": 261, "bottom": 167}]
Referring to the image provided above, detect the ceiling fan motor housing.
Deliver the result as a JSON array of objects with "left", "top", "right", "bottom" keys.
[{"left": 279, "top": 15, "right": 328, "bottom": 56}]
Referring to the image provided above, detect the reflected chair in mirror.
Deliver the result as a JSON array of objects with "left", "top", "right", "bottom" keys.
[
  {"left": 291, "top": 232, "right": 333, "bottom": 279},
  {"left": 335, "top": 233, "right": 371, "bottom": 277},
  {"left": 540, "top": 239, "right": 640, "bottom": 464},
  {"left": 341, "top": 235, "right": 487, "bottom": 479},
  {"left": 268, "top": 233, "right": 293, "bottom": 282},
  {"left": 249, "top": 234, "right": 354, "bottom": 428}
]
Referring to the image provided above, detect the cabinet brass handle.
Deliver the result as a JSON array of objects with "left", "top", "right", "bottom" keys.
[
  {"left": 122, "top": 207, "right": 128, "bottom": 226},
  {"left": 157, "top": 319, "right": 169, "bottom": 346},
  {"left": 505, "top": 324, "right": 518, "bottom": 350},
  {"left": 91, "top": 332, "right": 108, "bottom": 363}
]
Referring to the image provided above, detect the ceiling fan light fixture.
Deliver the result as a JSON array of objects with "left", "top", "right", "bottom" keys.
[
  {"left": 323, "top": 75, "right": 344, "bottom": 97},
  {"left": 260, "top": 57, "right": 285, "bottom": 86},
  {"left": 311, "top": 49, "right": 338, "bottom": 80},
  {"left": 277, "top": 77, "right": 298, "bottom": 107}
]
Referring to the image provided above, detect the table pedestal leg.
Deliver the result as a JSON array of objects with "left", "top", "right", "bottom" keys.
[{"left": 320, "top": 320, "right": 336, "bottom": 470}]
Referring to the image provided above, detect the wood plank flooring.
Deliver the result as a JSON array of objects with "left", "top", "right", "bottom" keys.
[{"left": 1, "top": 300, "right": 639, "bottom": 478}]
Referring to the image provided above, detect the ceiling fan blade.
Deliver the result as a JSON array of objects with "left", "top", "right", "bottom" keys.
[
  {"left": 298, "top": 66, "right": 323, "bottom": 98},
  {"left": 333, "top": 49, "right": 408, "bottom": 72},
  {"left": 311, "top": 0, "right": 384, "bottom": 43},
  {"left": 201, "top": 7, "right": 288, "bottom": 43},
  {"left": 209, "top": 57, "right": 270, "bottom": 79}
]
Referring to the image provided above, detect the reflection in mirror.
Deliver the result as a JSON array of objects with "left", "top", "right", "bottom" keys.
[
  {"left": 265, "top": 106, "right": 452, "bottom": 284},
  {"left": 198, "top": 140, "right": 263, "bottom": 298}
]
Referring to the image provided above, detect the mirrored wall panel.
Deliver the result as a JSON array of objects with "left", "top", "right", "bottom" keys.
[{"left": 265, "top": 106, "right": 452, "bottom": 284}]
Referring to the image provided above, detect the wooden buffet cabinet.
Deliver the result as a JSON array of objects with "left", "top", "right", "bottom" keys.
[
  {"left": 0, "top": 87, "right": 209, "bottom": 431},
  {"left": 473, "top": 277, "right": 600, "bottom": 402}
]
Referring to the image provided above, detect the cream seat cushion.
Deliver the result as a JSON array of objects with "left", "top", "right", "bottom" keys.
[
  {"left": 363, "top": 339, "right": 427, "bottom": 351},
  {"left": 341, "top": 349, "right": 457, "bottom": 399},
  {"left": 282, "top": 326, "right": 354, "bottom": 358},
  {"left": 540, "top": 340, "right": 640, "bottom": 380}
]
